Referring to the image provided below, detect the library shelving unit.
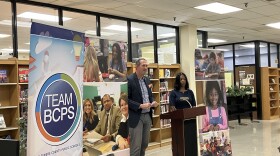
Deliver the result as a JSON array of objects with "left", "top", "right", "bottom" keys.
[
  {"left": 126, "top": 62, "right": 180, "bottom": 148},
  {"left": 18, "top": 60, "right": 29, "bottom": 117},
  {"left": 261, "top": 67, "right": 279, "bottom": 120},
  {"left": 0, "top": 58, "right": 19, "bottom": 139},
  {"left": 158, "top": 64, "right": 180, "bottom": 147},
  {"left": 147, "top": 63, "right": 161, "bottom": 150}
]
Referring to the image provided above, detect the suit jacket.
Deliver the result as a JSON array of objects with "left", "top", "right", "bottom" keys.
[
  {"left": 128, "top": 73, "right": 153, "bottom": 128},
  {"left": 94, "top": 105, "right": 121, "bottom": 139}
]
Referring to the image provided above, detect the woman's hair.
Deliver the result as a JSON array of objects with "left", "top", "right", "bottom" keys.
[
  {"left": 174, "top": 72, "right": 189, "bottom": 90},
  {"left": 205, "top": 81, "right": 224, "bottom": 107},
  {"left": 83, "top": 99, "right": 96, "bottom": 124},
  {"left": 84, "top": 46, "right": 100, "bottom": 82},
  {"left": 118, "top": 93, "right": 128, "bottom": 108},
  {"left": 111, "top": 43, "right": 123, "bottom": 72}
]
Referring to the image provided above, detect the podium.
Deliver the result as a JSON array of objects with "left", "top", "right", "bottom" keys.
[{"left": 160, "top": 106, "right": 206, "bottom": 156}]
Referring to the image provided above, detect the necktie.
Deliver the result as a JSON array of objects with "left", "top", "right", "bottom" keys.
[{"left": 105, "top": 113, "right": 109, "bottom": 134}]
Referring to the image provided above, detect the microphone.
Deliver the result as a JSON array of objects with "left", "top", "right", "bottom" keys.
[{"left": 185, "top": 97, "right": 193, "bottom": 108}]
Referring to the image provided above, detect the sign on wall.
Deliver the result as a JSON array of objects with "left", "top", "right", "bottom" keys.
[{"left": 27, "top": 23, "right": 84, "bottom": 156}]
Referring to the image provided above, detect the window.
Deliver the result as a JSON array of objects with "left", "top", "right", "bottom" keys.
[
  {"left": 131, "top": 22, "right": 153, "bottom": 63},
  {"left": 0, "top": 1, "right": 13, "bottom": 58},
  {"left": 63, "top": 11, "right": 96, "bottom": 37},
  {"left": 260, "top": 42, "right": 268, "bottom": 67},
  {"left": 17, "top": 4, "right": 59, "bottom": 60},
  {"left": 234, "top": 42, "right": 255, "bottom": 65},
  {"left": 270, "top": 44, "right": 277, "bottom": 67},
  {"left": 215, "top": 45, "right": 233, "bottom": 71},
  {"left": 157, "top": 26, "right": 176, "bottom": 64}
]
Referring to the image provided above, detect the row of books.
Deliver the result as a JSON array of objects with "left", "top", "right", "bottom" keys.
[
  {"left": 161, "top": 119, "right": 171, "bottom": 128},
  {"left": 146, "top": 68, "right": 173, "bottom": 79},
  {"left": 0, "top": 66, "right": 28, "bottom": 83},
  {"left": 161, "top": 104, "right": 170, "bottom": 114}
]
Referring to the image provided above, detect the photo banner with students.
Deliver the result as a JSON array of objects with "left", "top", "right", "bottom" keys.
[
  {"left": 27, "top": 22, "right": 84, "bottom": 156},
  {"left": 82, "top": 36, "right": 129, "bottom": 155},
  {"left": 194, "top": 49, "right": 233, "bottom": 156}
]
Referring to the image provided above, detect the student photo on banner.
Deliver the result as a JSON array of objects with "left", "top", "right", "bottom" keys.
[
  {"left": 195, "top": 49, "right": 225, "bottom": 80},
  {"left": 202, "top": 81, "right": 228, "bottom": 133},
  {"left": 83, "top": 82, "right": 129, "bottom": 156},
  {"left": 84, "top": 37, "right": 128, "bottom": 82}
]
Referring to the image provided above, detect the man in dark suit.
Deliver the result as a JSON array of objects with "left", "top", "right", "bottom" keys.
[{"left": 128, "top": 58, "right": 159, "bottom": 156}]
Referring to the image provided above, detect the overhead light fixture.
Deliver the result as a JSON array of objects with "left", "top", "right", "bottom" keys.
[
  {"left": 194, "top": 2, "right": 242, "bottom": 14},
  {"left": 159, "top": 33, "right": 175, "bottom": 37},
  {"left": 159, "top": 40, "right": 169, "bottom": 43},
  {"left": 85, "top": 30, "right": 117, "bottom": 36},
  {"left": 240, "top": 44, "right": 266, "bottom": 48},
  {"left": 104, "top": 25, "right": 141, "bottom": 32},
  {"left": 0, "top": 34, "right": 11, "bottom": 38},
  {"left": 18, "top": 12, "right": 72, "bottom": 22},
  {"left": 25, "top": 42, "right": 30, "bottom": 45},
  {"left": 1, "top": 48, "right": 29, "bottom": 53},
  {"left": 0, "top": 20, "right": 31, "bottom": 27},
  {"left": 266, "top": 22, "right": 280, "bottom": 29},
  {"left": 207, "top": 39, "right": 226, "bottom": 43}
]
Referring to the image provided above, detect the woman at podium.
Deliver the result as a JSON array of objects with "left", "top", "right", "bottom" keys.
[
  {"left": 202, "top": 81, "right": 228, "bottom": 132},
  {"left": 169, "top": 72, "right": 196, "bottom": 111}
]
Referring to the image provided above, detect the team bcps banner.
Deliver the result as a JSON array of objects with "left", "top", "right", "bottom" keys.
[{"left": 27, "top": 23, "right": 84, "bottom": 156}]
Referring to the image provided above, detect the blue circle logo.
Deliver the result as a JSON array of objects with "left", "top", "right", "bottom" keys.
[{"left": 36, "top": 73, "right": 81, "bottom": 144}]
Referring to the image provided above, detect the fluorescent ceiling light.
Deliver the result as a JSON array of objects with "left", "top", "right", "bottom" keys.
[
  {"left": 0, "top": 20, "right": 31, "bottom": 27},
  {"left": 1, "top": 48, "right": 29, "bottom": 52},
  {"left": 266, "top": 22, "right": 280, "bottom": 29},
  {"left": 18, "top": 12, "right": 71, "bottom": 22},
  {"left": 159, "top": 40, "right": 168, "bottom": 43},
  {"left": 25, "top": 42, "right": 30, "bottom": 45},
  {"left": 159, "top": 33, "right": 175, "bottom": 37},
  {"left": 0, "top": 34, "right": 10, "bottom": 38},
  {"left": 104, "top": 25, "right": 141, "bottom": 32},
  {"left": 194, "top": 2, "right": 242, "bottom": 14},
  {"left": 85, "top": 30, "right": 117, "bottom": 36},
  {"left": 239, "top": 44, "right": 266, "bottom": 48},
  {"left": 207, "top": 39, "right": 226, "bottom": 43}
]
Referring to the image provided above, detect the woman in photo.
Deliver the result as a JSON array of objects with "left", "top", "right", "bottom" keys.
[
  {"left": 202, "top": 81, "right": 228, "bottom": 132},
  {"left": 108, "top": 43, "right": 127, "bottom": 78},
  {"left": 169, "top": 72, "right": 196, "bottom": 111},
  {"left": 83, "top": 46, "right": 103, "bottom": 82},
  {"left": 115, "top": 93, "right": 129, "bottom": 150},
  {"left": 83, "top": 99, "right": 99, "bottom": 135}
]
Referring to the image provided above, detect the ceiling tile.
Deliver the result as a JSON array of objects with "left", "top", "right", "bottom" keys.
[
  {"left": 248, "top": 4, "right": 280, "bottom": 16},
  {"left": 227, "top": 10, "right": 263, "bottom": 19},
  {"left": 137, "top": 0, "right": 187, "bottom": 12}
]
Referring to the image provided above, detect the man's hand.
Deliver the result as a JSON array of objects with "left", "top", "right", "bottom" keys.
[
  {"left": 151, "top": 101, "right": 159, "bottom": 107},
  {"left": 118, "top": 137, "right": 129, "bottom": 150},
  {"left": 140, "top": 103, "right": 151, "bottom": 109},
  {"left": 101, "top": 134, "right": 111, "bottom": 142}
]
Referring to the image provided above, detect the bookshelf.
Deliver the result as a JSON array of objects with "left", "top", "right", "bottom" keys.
[
  {"left": 261, "top": 67, "right": 279, "bottom": 120},
  {"left": 0, "top": 58, "right": 19, "bottom": 139},
  {"left": 18, "top": 60, "right": 28, "bottom": 118},
  {"left": 158, "top": 64, "right": 180, "bottom": 147},
  {"left": 126, "top": 62, "right": 180, "bottom": 148}
]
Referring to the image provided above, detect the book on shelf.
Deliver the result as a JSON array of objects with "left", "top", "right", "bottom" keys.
[
  {"left": 160, "top": 92, "right": 169, "bottom": 104},
  {"left": 165, "top": 69, "right": 170, "bottom": 77},
  {"left": 160, "top": 80, "right": 168, "bottom": 91},
  {"left": 159, "top": 69, "right": 164, "bottom": 78},
  {"left": 160, "top": 119, "right": 171, "bottom": 128},
  {"left": 18, "top": 66, "right": 29, "bottom": 83},
  {"left": 0, "top": 70, "right": 8, "bottom": 83},
  {"left": 0, "top": 114, "right": 6, "bottom": 128},
  {"left": 269, "top": 78, "right": 275, "bottom": 84},
  {"left": 148, "top": 68, "right": 154, "bottom": 79}
]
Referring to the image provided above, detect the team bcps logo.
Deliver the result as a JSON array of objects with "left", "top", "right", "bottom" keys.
[{"left": 36, "top": 73, "right": 81, "bottom": 145}]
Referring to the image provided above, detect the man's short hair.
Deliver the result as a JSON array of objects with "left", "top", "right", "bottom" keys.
[{"left": 136, "top": 58, "right": 147, "bottom": 67}]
